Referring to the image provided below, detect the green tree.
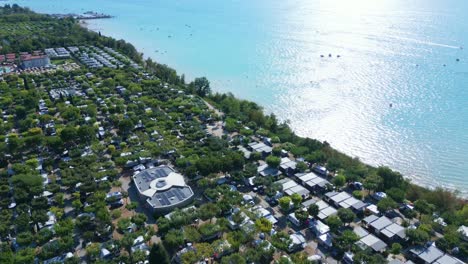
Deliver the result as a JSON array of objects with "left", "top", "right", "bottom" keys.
[
  {"left": 231, "top": 211, "right": 245, "bottom": 226},
  {"left": 279, "top": 196, "right": 291, "bottom": 212},
  {"left": 72, "top": 199, "right": 83, "bottom": 212},
  {"left": 414, "top": 199, "right": 435, "bottom": 215},
  {"left": 326, "top": 215, "right": 343, "bottom": 233},
  {"left": 308, "top": 204, "right": 320, "bottom": 218},
  {"left": 78, "top": 125, "right": 96, "bottom": 144},
  {"left": 377, "top": 166, "right": 407, "bottom": 190},
  {"left": 352, "top": 190, "right": 363, "bottom": 200},
  {"left": 406, "top": 228, "right": 430, "bottom": 245},
  {"left": 266, "top": 155, "right": 281, "bottom": 168},
  {"left": 377, "top": 197, "right": 398, "bottom": 213},
  {"left": 16, "top": 232, "right": 34, "bottom": 247},
  {"left": 270, "top": 231, "right": 292, "bottom": 252},
  {"left": 13, "top": 248, "right": 35, "bottom": 264},
  {"left": 391, "top": 243, "right": 402, "bottom": 254},
  {"left": 149, "top": 243, "right": 170, "bottom": 264},
  {"left": 337, "top": 208, "right": 356, "bottom": 225},
  {"left": 290, "top": 193, "right": 303, "bottom": 208},
  {"left": 118, "top": 118, "right": 134, "bottom": 135},
  {"left": 221, "top": 253, "right": 246, "bottom": 264},
  {"left": 163, "top": 229, "right": 184, "bottom": 254},
  {"left": 183, "top": 226, "right": 201, "bottom": 244},
  {"left": 255, "top": 217, "right": 273, "bottom": 233},
  {"left": 117, "top": 218, "right": 131, "bottom": 233},
  {"left": 296, "top": 162, "right": 308, "bottom": 173},
  {"left": 363, "top": 173, "right": 382, "bottom": 194},
  {"left": 294, "top": 209, "right": 309, "bottom": 225},
  {"left": 334, "top": 230, "right": 359, "bottom": 252},
  {"left": 387, "top": 187, "right": 406, "bottom": 203},
  {"left": 131, "top": 213, "right": 147, "bottom": 228},
  {"left": 197, "top": 203, "right": 220, "bottom": 221},
  {"left": 332, "top": 175, "right": 346, "bottom": 188},
  {"left": 86, "top": 243, "right": 101, "bottom": 261},
  {"left": 0, "top": 244, "right": 13, "bottom": 263},
  {"left": 60, "top": 126, "right": 78, "bottom": 144},
  {"left": 191, "top": 77, "right": 211, "bottom": 97}
]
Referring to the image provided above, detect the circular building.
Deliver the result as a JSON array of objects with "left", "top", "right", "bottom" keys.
[{"left": 133, "top": 165, "right": 194, "bottom": 213}]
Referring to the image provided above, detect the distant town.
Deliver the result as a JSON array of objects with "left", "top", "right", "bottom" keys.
[
  {"left": 0, "top": 4, "right": 466, "bottom": 264},
  {"left": 50, "top": 11, "right": 113, "bottom": 20}
]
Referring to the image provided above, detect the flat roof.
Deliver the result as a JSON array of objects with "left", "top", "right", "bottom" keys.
[
  {"left": 381, "top": 223, "right": 406, "bottom": 239},
  {"left": 302, "top": 198, "right": 319, "bottom": 208},
  {"left": 282, "top": 180, "right": 298, "bottom": 190},
  {"left": 370, "top": 216, "right": 393, "bottom": 231},
  {"left": 298, "top": 172, "right": 318, "bottom": 182},
  {"left": 359, "top": 234, "right": 387, "bottom": 252},
  {"left": 325, "top": 191, "right": 339, "bottom": 199},
  {"left": 351, "top": 200, "right": 367, "bottom": 210},
  {"left": 318, "top": 206, "right": 337, "bottom": 220},
  {"left": 363, "top": 215, "right": 379, "bottom": 225},
  {"left": 410, "top": 245, "right": 444, "bottom": 264},
  {"left": 353, "top": 226, "right": 370, "bottom": 238},
  {"left": 249, "top": 142, "right": 272, "bottom": 153},
  {"left": 134, "top": 166, "right": 174, "bottom": 193},
  {"left": 133, "top": 166, "right": 193, "bottom": 209},
  {"left": 339, "top": 197, "right": 360, "bottom": 208},
  {"left": 285, "top": 185, "right": 310, "bottom": 197},
  {"left": 310, "top": 220, "right": 329, "bottom": 234},
  {"left": 147, "top": 186, "right": 193, "bottom": 208},
  {"left": 290, "top": 233, "right": 306, "bottom": 245},
  {"left": 305, "top": 177, "right": 328, "bottom": 188},
  {"left": 434, "top": 254, "right": 464, "bottom": 264},
  {"left": 315, "top": 200, "right": 330, "bottom": 210},
  {"left": 330, "top": 191, "right": 352, "bottom": 204}
]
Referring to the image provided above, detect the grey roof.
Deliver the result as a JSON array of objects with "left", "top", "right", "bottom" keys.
[
  {"left": 298, "top": 172, "right": 318, "bottom": 183},
  {"left": 280, "top": 161, "right": 296, "bottom": 170},
  {"left": 133, "top": 166, "right": 194, "bottom": 209},
  {"left": 249, "top": 142, "right": 272, "bottom": 153},
  {"left": 330, "top": 192, "right": 352, "bottom": 204},
  {"left": 302, "top": 198, "right": 319, "bottom": 208},
  {"left": 410, "top": 245, "right": 444, "bottom": 264},
  {"left": 147, "top": 186, "right": 193, "bottom": 208},
  {"left": 434, "top": 254, "right": 464, "bottom": 264},
  {"left": 315, "top": 200, "right": 330, "bottom": 210},
  {"left": 325, "top": 191, "right": 339, "bottom": 199},
  {"left": 134, "top": 166, "right": 173, "bottom": 192},
  {"left": 381, "top": 223, "right": 406, "bottom": 239},
  {"left": 318, "top": 206, "right": 337, "bottom": 220},
  {"left": 339, "top": 196, "right": 360, "bottom": 208},
  {"left": 259, "top": 166, "right": 280, "bottom": 177},
  {"left": 370, "top": 216, "right": 393, "bottom": 231},
  {"left": 388, "top": 259, "right": 404, "bottom": 264},
  {"left": 353, "top": 226, "right": 370, "bottom": 238},
  {"left": 359, "top": 234, "right": 387, "bottom": 252},
  {"left": 284, "top": 185, "right": 310, "bottom": 197},
  {"left": 305, "top": 177, "right": 329, "bottom": 188},
  {"left": 351, "top": 200, "right": 367, "bottom": 210},
  {"left": 363, "top": 215, "right": 379, "bottom": 225}
]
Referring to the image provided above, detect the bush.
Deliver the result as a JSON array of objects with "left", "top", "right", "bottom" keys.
[
  {"left": 111, "top": 210, "right": 122, "bottom": 219},
  {"left": 266, "top": 155, "right": 281, "bottom": 168},
  {"left": 391, "top": 243, "right": 402, "bottom": 254},
  {"left": 352, "top": 190, "right": 363, "bottom": 199}
]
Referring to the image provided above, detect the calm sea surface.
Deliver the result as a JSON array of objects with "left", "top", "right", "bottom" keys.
[{"left": 8, "top": 0, "right": 468, "bottom": 196}]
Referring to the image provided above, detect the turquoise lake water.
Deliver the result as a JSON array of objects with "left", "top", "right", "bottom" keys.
[{"left": 8, "top": 0, "right": 468, "bottom": 196}]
